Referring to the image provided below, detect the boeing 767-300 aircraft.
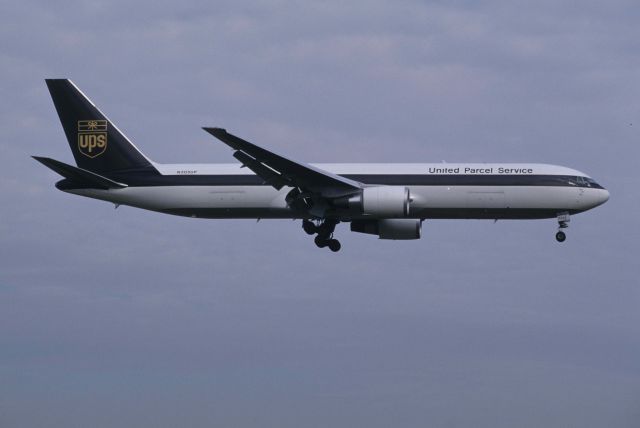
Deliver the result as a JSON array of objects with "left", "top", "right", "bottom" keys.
[{"left": 34, "top": 79, "right": 609, "bottom": 251}]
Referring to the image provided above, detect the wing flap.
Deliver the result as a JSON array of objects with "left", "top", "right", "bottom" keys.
[{"left": 232, "top": 150, "right": 288, "bottom": 190}]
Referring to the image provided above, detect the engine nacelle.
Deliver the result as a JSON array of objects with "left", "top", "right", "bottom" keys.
[
  {"left": 351, "top": 219, "right": 422, "bottom": 240},
  {"left": 344, "top": 186, "right": 410, "bottom": 217}
]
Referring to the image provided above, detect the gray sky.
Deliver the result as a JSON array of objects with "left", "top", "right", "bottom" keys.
[{"left": 1, "top": 1, "right": 640, "bottom": 427}]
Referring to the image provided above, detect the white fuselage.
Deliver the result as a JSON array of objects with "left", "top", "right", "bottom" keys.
[{"left": 65, "top": 162, "right": 609, "bottom": 220}]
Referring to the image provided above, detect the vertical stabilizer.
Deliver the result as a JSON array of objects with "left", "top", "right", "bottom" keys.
[{"left": 45, "top": 79, "right": 155, "bottom": 173}]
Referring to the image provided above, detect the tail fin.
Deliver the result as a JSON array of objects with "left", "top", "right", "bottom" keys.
[{"left": 45, "top": 79, "right": 155, "bottom": 173}]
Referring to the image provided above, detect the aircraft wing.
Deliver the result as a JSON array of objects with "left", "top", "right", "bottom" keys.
[{"left": 203, "top": 127, "right": 362, "bottom": 198}]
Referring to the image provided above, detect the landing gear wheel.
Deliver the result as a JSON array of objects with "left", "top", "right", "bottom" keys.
[
  {"left": 555, "top": 231, "right": 566, "bottom": 242},
  {"left": 314, "top": 235, "right": 328, "bottom": 248},
  {"left": 327, "top": 239, "right": 341, "bottom": 252},
  {"left": 310, "top": 219, "right": 340, "bottom": 250},
  {"left": 302, "top": 220, "right": 317, "bottom": 235}
]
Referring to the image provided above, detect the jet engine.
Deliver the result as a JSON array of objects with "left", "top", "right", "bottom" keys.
[
  {"left": 337, "top": 186, "right": 411, "bottom": 217},
  {"left": 350, "top": 219, "right": 422, "bottom": 240}
]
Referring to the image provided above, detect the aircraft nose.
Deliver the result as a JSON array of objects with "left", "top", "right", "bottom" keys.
[
  {"left": 588, "top": 188, "right": 609, "bottom": 208},
  {"left": 579, "top": 187, "right": 609, "bottom": 210}
]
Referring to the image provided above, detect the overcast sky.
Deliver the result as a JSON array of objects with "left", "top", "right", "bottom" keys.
[{"left": 1, "top": 1, "right": 640, "bottom": 427}]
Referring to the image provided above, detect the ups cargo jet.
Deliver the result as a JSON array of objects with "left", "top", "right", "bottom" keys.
[{"left": 34, "top": 79, "right": 609, "bottom": 252}]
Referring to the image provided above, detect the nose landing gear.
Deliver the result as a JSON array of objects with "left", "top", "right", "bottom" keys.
[
  {"left": 555, "top": 212, "right": 570, "bottom": 242},
  {"left": 303, "top": 219, "right": 341, "bottom": 252}
]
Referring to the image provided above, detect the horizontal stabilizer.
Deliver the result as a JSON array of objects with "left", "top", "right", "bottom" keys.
[{"left": 33, "top": 156, "right": 127, "bottom": 189}]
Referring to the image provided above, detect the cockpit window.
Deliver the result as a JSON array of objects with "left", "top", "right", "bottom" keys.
[
  {"left": 574, "top": 176, "right": 603, "bottom": 189},
  {"left": 585, "top": 177, "right": 603, "bottom": 188}
]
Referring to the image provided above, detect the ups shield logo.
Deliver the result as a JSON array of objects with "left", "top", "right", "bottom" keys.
[{"left": 78, "top": 120, "right": 107, "bottom": 158}]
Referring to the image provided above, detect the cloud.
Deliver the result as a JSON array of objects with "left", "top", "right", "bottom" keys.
[{"left": 1, "top": 1, "right": 640, "bottom": 427}]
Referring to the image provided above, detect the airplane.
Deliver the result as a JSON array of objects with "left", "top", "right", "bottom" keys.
[{"left": 34, "top": 79, "right": 609, "bottom": 252}]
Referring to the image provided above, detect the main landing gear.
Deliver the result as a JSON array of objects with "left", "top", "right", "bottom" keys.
[
  {"left": 555, "top": 212, "right": 570, "bottom": 243},
  {"left": 303, "top": 219, "right": 341, "bottom": 252}
]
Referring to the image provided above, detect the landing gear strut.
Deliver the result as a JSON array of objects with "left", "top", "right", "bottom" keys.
[
  {"left": 304, "top": 219, "right": 341, "bottom": 252},
  {"left": 555, "top": 212, "right": 570, "bottom": 243}
]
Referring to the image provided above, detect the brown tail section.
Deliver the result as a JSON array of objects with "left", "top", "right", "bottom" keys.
[{"left": 45, "top": 79, "right": 157, "bottom": 174}]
